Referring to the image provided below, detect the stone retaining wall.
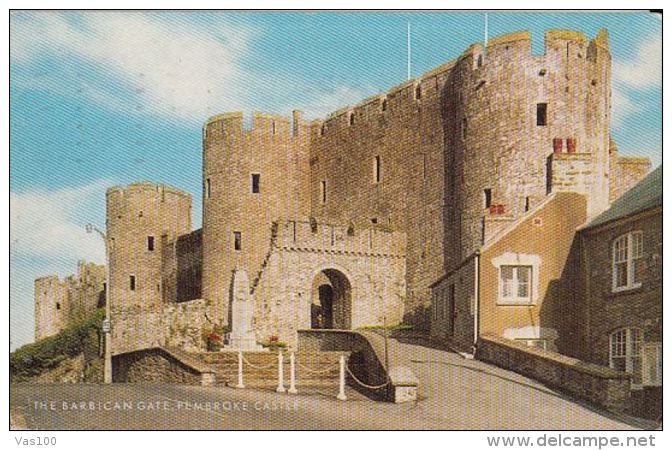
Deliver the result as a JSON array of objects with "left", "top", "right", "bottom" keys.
[
  {"left": 113, "top": 348, "right": 207, "bottom": 385},
  {"left": 476, "top": 334, "right": 631, "bottom": 413}
]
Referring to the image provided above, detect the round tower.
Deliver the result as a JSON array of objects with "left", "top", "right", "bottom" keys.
[
  {"left": 447, "top": 29, "right": 612, "bottom": 264},
  {"left": 106, "top": 182, "right": 192, "bottom": 315},
  {"left": 202, "top": 111, "right": 309, "bottom": 327}
]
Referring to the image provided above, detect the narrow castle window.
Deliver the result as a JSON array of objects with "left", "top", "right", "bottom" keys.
[
  {"left": 320, "top": 124, "right": 326, "bottom": 136},
  {"left": 349, "top": 113, "right": 355, "bottom": 126},
  {"left": 536, "top": 103, "right": 548, "bottom": 126},
  {"left": 415, "top": 85, "right": 422, "bottom": 100},
  {"left": 477, "top": 55, "right": 483, "bottom": 68},
  {"left": 371, "top": 218, "right": 378, "bottom": 224},
  {"left": 524, "top": 196, "right": 530, "bottom": 212},
  {"left": 233, "top": 231, "right": 242, "bottom": 251},
  {"left": 147, "top": 236, "right": 155, "bottom": 251},
  {"left": 130, "top": 275, "right": 136, "bottom": 291},
  {"left": 373, "top": 155, "right": 381, "bottom": 183},
  {"left": 381, "top": 99, "right": 388, "bottom": 112},
  {"left": 251, "top": 173, "right": 261, "bottom": 194},
  {"left": 271, "top": 120, "right": 276, "bottom": 135},
  {"left": 56, "top": 302, "right": 61, "bottom": 310},
  {"left": 484, "top": 188, "right": 492, "bottom": 209},
  {"left": 205, "top": 178, "right": 211, "bottom": 199},
  {"left": 320, "top": 180, "right": 327, "bottom": 204}
]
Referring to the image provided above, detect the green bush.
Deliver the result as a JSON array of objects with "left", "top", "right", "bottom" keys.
[{"left": 10, "top": 308, "right": 105, "bottom": 382}]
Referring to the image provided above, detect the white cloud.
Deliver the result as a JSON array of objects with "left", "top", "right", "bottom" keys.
[
  {"left": 610, "top": 34, "right": 661, "bottom": 129},
  {"left": 10, "top": 179, "right": 109, "bottom": 264},
  {"left": 11, "top": 12, "right": 371, "bottom": 125},
  {"left": 613, "top": 35, "right": 662, "bottom": 90},
  {"left": 299, "top": 85, "right": 371, "bottom": 120},
  {"left": 611, "top": 86, "right": 640, "bottom": 128},
  {"left": 11, "top": 12, "right": 255, "bottom": 122}
]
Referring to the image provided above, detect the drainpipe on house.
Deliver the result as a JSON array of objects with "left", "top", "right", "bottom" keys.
[{"left": 472, "top": 252, "right": 481, "bottom": 358}]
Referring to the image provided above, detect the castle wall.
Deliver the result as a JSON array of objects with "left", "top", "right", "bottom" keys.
[
  {"left": 202, "top": 112, "right": 311, "bottom": 326},
  {"left": 34, "top": 261, "right": 105, "bottom": 341},
  {"left": 112, "top": 299, "right": 208, "bottom": 355},
  {"left": 609, "top": 152, "right": 651, "bottom": 202},
  {"left": 162, "top": 229, "right": 203, "bottom": 303},
  {"left": 34, "top": 276, "right": 69, "bottom": 340},
  {"left": 449, "top": 30, "right": 612, "bottom": 270},
  {"left": 308, "top": 67, "right": 450, "bottom": 328}
]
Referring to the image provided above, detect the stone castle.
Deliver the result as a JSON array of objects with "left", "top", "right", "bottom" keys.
[{"left": 35, "top": 29, "right": 651, "bottom": 357}]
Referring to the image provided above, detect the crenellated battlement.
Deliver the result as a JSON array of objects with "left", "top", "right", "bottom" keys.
[
  {"left": 203, "top": 110, "right": 308, "bottom": 140},
  {"left": 107, "top": 181, "right": 191, "bottom": 202},
  {"left": 274, "top": 219, "right": 406, "bottom": 258},
  {"left": 203, "top": 29, "right": 610, "bottom": 147}
]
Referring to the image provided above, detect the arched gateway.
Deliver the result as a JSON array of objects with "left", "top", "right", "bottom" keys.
[
  {"left": 310, "top": 268, "right": 352, "bottom": 330},
  {"left": 249, "top": 219, "right": 407, "bottom": 347}
]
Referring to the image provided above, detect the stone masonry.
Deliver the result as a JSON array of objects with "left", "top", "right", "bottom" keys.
[
  {"left": 35, "top": 28, "right": 652, "bottom": 360},
  {"left": 34, "top": 261, "right": 105, "bottom": 341}
]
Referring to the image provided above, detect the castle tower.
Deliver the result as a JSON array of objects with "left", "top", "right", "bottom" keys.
[
  {"left": 202, "top": 112, "right": 310, "bottom": 326},
  {"left": 34, "top": 276, "right": 68, "bottom": 340},
  {"left": 106, "top": 182, "right": 192, "bottom": 316},
  {"left": 446, "top": 29, "right": 612, "bottom": 264}
]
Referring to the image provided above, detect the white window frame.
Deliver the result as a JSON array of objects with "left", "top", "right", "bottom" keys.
[
  {"left": 642, "top": 342, "right": 662, "bottom": 387},
  {"left": 492, "top": 253, "right": 541, "bottom": 305},
  {"left": 609, "top": 328, "right": 643, "bottom": 388},
  {"left": 500, "top": 265, "right": 532, "bottom": 303},
  {"left": 612, "top": 231, "right": 643, "bottom": 293}
]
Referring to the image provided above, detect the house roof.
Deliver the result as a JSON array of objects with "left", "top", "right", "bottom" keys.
[{"left": 582, "top": 165, "right": 662, "bottom": 230}]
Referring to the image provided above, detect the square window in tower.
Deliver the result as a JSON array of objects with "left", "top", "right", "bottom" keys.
[{"left": 130, "top": 275, "right": 136, "bottom": 291}]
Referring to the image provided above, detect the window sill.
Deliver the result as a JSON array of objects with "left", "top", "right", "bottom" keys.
[
  {"left": 611, "top": 283, "right": 642, "bottom": 295},
  {"left": 496, "top": 300, "right": 536, "bottom": 306}
]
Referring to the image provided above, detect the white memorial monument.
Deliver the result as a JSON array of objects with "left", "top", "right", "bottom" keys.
[{"left": 222, "top": 269, "right": 266, "bottom": 352}]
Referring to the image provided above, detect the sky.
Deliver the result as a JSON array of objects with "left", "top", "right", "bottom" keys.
[{"left": 9, "top": 11, "right": 662, "bottom": 350}]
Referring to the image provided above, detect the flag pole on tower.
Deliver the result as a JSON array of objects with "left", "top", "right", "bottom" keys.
[{"left": 407, "top": 21, "right": 412, "bottom": 81}]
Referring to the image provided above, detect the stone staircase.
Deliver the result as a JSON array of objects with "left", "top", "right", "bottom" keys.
[{"left": 194, "top": 350, "right": 349, "bottom": 388}]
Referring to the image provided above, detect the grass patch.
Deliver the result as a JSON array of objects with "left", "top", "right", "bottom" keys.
[{"left": 10, "top": 308, "right": 105, "bottom": 382}]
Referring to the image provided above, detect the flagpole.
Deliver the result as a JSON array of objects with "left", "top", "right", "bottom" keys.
[{"left": 407, "top": 22, "right": 411, "bottom": 81}]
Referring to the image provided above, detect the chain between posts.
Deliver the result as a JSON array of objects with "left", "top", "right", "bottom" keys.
[
  {"left": 295, "top": 359, "right": 341, "bottom": 374},
  {"left": 345, "top": 362, "right": 390, "bottom": 390},
  {"left": 240, "top": 353, "right": 276, "bottom": 370}
]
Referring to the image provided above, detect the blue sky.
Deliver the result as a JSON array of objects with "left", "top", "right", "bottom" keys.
[{"left": 10, "top": 11, "right": 662, "bottom": 349}]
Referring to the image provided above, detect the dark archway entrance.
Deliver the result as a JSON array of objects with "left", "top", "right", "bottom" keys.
[{"left": 310, "top": 269, "right": 352, "bottom": 329}]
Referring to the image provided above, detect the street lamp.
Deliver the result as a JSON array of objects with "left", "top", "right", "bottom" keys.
[{"left": 86, "top": 223, "right": 112, "bottom": 384}]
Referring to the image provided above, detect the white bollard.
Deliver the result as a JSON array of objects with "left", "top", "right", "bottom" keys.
[
  {"left": 337, "top": 355, "right": 347, "bottom": 401},
  {"left": 276, "top": 350, "right": 286, "bottom": 393},
  {"left": 288, "top": 352, "right": 298, "bottom": 394},
  {"left": 236, "top": 351, "right": 245, "bottom": 389}
]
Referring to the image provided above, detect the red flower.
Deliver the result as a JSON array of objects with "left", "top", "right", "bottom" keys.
[
  {"left": 269, "top": 335, "right": 279, "bottom": 343},
  {"left": 207, "top": 332, "right": 221, "bottom": 343}
]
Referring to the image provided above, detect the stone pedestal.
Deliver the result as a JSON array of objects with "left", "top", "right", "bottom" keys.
[{"left": 222, "top": 270, "right": 266, "bottom": 352}]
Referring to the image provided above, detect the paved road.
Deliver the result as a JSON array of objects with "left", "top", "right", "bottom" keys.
[{"left": 10, "top": 340, "right": 652, "bottom": 430}]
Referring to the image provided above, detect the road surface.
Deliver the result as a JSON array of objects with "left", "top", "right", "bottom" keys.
[{"left": 10, "top": 339, "right": 653, "bottom": 430}]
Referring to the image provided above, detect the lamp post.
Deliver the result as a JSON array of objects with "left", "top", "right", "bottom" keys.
[{"left": 86, "top": 223, "right": 112, "bottom": 384}]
